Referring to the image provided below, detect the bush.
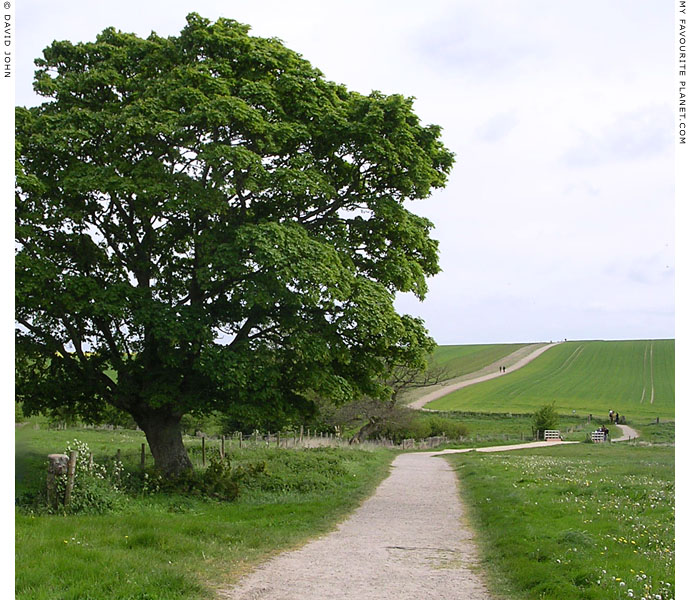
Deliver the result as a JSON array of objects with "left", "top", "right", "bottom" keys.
[
  {"left": 157, "top": 455, "right": 246, "bottom": 501},
  {"left": 532, "top": 403, "right": 559, "bottom": 439},
  {"left": 427, "top": 416, "right": 469, "bottom": 439},
  {"left": 223, "top": 447, "right": 359, "bottom": 494},
  {"left": 17, "top": 439, "right": 126, "bottom": 515}
]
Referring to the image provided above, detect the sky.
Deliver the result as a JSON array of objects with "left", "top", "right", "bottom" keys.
[{"left": 8, "top": 0, "right": 678, "bottom": 346}]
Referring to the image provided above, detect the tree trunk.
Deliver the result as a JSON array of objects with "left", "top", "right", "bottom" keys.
[
  {"left": 133, "top": 410, "right": 193, "bottom": 475},
  {"left": 350, "top": 420, "right": 380, "bottom": 444}
]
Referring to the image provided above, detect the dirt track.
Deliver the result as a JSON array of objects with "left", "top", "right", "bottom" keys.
[
  {"left": 408, "top": 341, "right": 562, "bottom": 410},
  {"left": 218, "top": 438, "right": 582, "bottom": 600}
]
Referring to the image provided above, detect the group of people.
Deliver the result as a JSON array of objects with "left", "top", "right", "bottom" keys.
[
  {"left": 608, "top": 409, "right": 624, "bottom": 424},
  {"left": 498, "top": 366, "right": 507, "bottom": 373}
]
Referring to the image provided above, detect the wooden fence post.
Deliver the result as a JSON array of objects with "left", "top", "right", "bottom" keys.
[
  {"left": 220, "top": 436, "right": 225, "bottom": 459},
  {"left": 299, "top": 425, "right": 304, "bottom": 444},
  {"left": 116, "top": 449, "right": 121, "bottom": 463},
  {"left": 239, "top": 435, "right": 243, "bottom": 449},
  {"left": 202, "top": 436, "right": 206, "bottom": 467},
  {"left": 277, "top": 432, "right": 281, "bottom": 448},
  {"left": 64, "top": 451, "right": 77, "bottom": 508},
  {"left": 140, "top": 443, "right": 146, "bottom": 467},
  {"left": 47, "top": 454, "right": 69, "bottom": 509},
  {"left": 88, "top": 452, "right": 94, "bottom": 471}
]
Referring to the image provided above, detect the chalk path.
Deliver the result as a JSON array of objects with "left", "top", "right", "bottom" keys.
[
  {"left": 409, "top": 342, "right": 562, "bottom": 410},
  {"left": 218, "top": 440, "right": 582, "bottom": 600}
]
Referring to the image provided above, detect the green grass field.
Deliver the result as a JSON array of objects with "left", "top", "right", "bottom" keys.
[
  {"left": 429, "top": 342, "right": 533, "bottom": 379},
  {"left": 447, "top": 444, "right": 674, "bottom": 600},
  {"left": 15, "top": 426, "right": 395, "bottom": 599},
  {"left": 426, "top": 340, "right": 674, "bottom": 422}
]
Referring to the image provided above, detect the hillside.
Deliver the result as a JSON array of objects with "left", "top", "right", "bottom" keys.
[
  {"left": 429, "top": 343, "right": 533, "bottom": 379},
  {"left": 425, "top": 339, "right": 675, "bottom": 421}
]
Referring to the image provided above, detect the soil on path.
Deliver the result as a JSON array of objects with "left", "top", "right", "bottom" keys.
[
  {"left": 218, "top": 439, "right": 577, "bottom": 600},
  {"left": 408, "top": 341, "right": 562, "bottom": 411}
]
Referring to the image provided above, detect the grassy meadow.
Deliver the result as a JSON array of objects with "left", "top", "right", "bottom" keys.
[
  {"left": 447, "top": 443, "right": 674, "bottom": 600},
  {"left": 429, "top": 342, "right": 534, "bottom": 378},
  {"left": 15, "top": 338, "right": 675, "bottom": 598},
  {"left": 426, "top": 340, "right": 675, "bottom": 422},
  {"left": 15, "top": 425, "right": 395, "bottom": 599}
]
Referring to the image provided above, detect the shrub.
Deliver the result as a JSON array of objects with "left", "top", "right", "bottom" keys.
[
  {"left": 17, "top": 439, "right": 126, "bottom": 515},
  {"left": 157, "top": 455, "right": 245, "bottom": 501},
  {"left": 532, "top": 403, "right": 559, "bottom": 439},
  {"left": 427, "top": 416, "right": 469, "bottom": 439}
]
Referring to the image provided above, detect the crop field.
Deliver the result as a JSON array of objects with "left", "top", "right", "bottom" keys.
[
  {"left": 429, "top": 342, "right": 533, "bottom": 379},
  {"left": 426, "top": 340, "right": 675, "bottom": 422},
  {"left": 447, "top": 443, "right": 674, "bottom": 600}
]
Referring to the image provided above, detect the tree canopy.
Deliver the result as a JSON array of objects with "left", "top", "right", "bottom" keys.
[{"left": 15, "top": 14, "right": 454, "bottom": 474}]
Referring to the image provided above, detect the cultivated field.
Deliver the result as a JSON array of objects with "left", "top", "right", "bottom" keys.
[
  {"left": 429, "top": 342, "right": 533, "bottom": 379},
  {"left": 425, "top": 340, "right": 675, "bottom": 422}
]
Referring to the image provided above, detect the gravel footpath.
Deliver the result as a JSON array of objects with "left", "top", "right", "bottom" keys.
[
  {"left": 612, "top": 424, "right": 640, "bottom": 442},
  {"left": 218, "top": 451, "right": 494, "bottom": 600},
  {"left": 409, "top": 342, "right": 562, "bottom": 410}
]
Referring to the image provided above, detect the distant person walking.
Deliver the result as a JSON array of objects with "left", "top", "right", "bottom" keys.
[
  {"left": 609, "top": 410, "right": 614, "bottom": 423},
  {"left": 615, "top": 412, "right": 619, "bottom": 424}
]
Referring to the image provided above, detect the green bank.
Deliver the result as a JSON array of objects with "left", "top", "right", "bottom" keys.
[{"left": 427, "top": 340, "right": 674, "bottom": 421}]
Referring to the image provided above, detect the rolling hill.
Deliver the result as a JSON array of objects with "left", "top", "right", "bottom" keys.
[{"left": 425, "top": 340, "right": 674, "bottom": 421}]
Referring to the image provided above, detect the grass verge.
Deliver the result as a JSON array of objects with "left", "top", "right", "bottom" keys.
[
  {"left": 446, "top": 443, "right": 674, "bottom": 600},
  {"left": 16, "top": 427, "right": 395, "bottom": 599}
]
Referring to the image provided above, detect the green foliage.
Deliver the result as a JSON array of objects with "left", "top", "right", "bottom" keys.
[
  {"left": 426, "top": 415, "right": 469, "bottom": 438},
  {"left": 16, "top": 13, "right": 453, "bottom": 473},
  {"left": 532, "top": 403, "right": 559, "bottom": 439},
  {"left": 16, "top": 426, "right": 395, "bottom": 600},
  {"left": 156, "top": 455, "right": 244, "bottom": 501},
  {"left": 18, "top": 439, "right": 126, "bottom": 515},
  {"left": 427, "top": 340, "right": 675, "bottom": 421},
  {"left": 374, "top": 410, "right": 469, "bottom": 442}
]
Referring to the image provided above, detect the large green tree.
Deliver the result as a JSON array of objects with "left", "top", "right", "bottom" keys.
[{"left": 15, "top": 14, "right": 454, "bottom": 474}]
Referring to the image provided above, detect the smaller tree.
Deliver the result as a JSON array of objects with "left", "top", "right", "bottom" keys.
[
  {"left": 329, "top": 360, "right": 449, "bottom": 443},
  {"left": 532, "top": 403, "right": 559, "bottom": 440}
]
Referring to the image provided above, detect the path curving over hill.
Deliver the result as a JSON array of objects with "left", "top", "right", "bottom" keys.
[
  {"left": 612, "top": 424, "right": 640, "bottom": 442},
  {"left": 409, "top": 341, "right": 562, "bottom": 411}
]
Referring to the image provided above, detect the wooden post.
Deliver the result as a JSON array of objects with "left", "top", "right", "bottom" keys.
[
  {"left": 141, "top": 443, "right": 146, "bottom": 467},
  {"left": 116, "top": 449, "right": 121, "bottom": 463},
  {"left": 64, "top": 451, "right": 77, "bottom": 508},
  {"left": 220, "top": 436, "right": 225, "bottom": 459},
  {"left": 239, "top": 435, "right": 243, "bottom": 449},
  {"left": 657, "top": 417, "right": 660, "bottom": 424},
  {"left": 47, "top": 454, "right": 69, "bottom": 509},
  {"left": 277, "top": 432, "right": 281, "bottom": 447},
  {"left": 202, "top": 436, "right": 206, "bottom": 467},
  {"left": 299, "top": 425, "right": 304, "bottom": 444},
  {"left": 88, "top": 452, "right": 94, "bottom": 471}
]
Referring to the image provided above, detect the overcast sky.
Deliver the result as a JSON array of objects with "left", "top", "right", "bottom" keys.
[{"left": 11, "top": 0, "right": 677, "bottom": 345}]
